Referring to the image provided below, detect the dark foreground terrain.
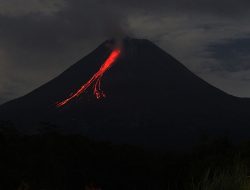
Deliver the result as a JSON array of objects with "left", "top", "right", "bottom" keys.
[{"left": 1, "top": 122, "right": 250, "bottom": 190}]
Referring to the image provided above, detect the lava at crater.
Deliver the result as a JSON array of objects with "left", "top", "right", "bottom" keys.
[{"left": 56, "top": 48, "right": 121, "bottom": 107}]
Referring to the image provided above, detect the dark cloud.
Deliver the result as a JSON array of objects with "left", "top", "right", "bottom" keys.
[
  {"left": 103, "top": 0, "right": 250, "bottom": 17},
  {"left": 208, "top": 38, "right": 250, "bottom": 72},
  {"left": 0, "top": 0, "right": 250, "bottom": 104},
  {"left": 0, "top": 0, "right": 128, "bottom": 60},
  {"left": 0, "top": 0, "right": 65, "bottom": 16}
]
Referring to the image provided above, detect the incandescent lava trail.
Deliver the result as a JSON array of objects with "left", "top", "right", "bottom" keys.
[{"left": 56, "top": 48, "right": 121, "bottom": 107}]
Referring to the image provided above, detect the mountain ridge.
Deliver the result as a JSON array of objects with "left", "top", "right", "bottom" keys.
[{"left": 0, "top": 38, "right": 250, "bottom": 149}]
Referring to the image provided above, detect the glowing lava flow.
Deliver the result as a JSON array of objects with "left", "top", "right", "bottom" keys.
[{"left": 56, "top": 49, "right": 121, "bottom": 107}]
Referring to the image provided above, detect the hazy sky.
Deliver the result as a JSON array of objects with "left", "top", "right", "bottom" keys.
[{"left": 0, "top": 0, "right": 250, "bottom": 104}]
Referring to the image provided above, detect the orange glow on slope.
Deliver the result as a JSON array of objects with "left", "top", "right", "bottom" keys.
[{"left": 56, "top": 49, "right": 121, "bottom": 107}]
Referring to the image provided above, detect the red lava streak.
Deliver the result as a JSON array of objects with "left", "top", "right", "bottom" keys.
[{"left": 56, "top": 49, "right": 121, "bottom": 107}]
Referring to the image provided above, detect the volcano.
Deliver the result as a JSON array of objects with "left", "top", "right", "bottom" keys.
[{"left": 1, "top": 38, "right": 250, "bottom": 149}]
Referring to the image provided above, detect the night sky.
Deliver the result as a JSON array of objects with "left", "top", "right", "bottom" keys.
[{"left": 0, "top": 0, "right": 250, "bottom": 104}]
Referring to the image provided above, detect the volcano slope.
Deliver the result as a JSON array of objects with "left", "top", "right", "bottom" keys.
[{"left": 0, "top": 38, "right": 250, "bottom": 149}]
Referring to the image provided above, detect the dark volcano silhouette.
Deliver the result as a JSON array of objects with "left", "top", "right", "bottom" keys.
[{"left": 1, "top": 38, "right": 250, "bottom": 149}]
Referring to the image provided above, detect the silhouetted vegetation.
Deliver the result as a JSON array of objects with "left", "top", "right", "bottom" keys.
[{"left": 0, "top": 123, "right": 250, "bottom": 190}]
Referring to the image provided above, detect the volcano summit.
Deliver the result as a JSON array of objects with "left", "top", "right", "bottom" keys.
[{"left": 1, "top": 38, "right": 250, "bottom": 149}]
